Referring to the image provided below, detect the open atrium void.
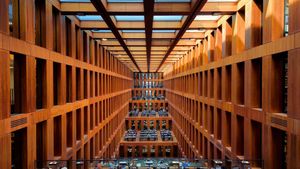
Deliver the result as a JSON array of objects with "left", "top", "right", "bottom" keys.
[{"left": 0, "top": 0, "right": 299, "bottom": 168}]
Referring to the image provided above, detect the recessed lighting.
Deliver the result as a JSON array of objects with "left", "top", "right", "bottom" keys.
[{"left": 102, "top": 38, "right": 107, "bottom": 41}]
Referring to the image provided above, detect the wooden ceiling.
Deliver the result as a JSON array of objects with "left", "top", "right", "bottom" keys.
[{"left": 60, "top": 0, "right": 239, "bottom": 72}]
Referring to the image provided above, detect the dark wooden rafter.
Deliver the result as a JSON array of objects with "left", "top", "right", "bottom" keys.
[
  {"left": 143, "top": 0, "right": 155, "bottom": 72},
  {"left": 156, "top": 0, "right": 208, "bottom": 72},
  {"left": 90, "top": 0, "right": 141, "bottom": 72}
]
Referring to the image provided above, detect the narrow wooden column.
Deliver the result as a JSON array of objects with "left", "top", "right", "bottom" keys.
[
  {"left": 222, "top": 20, "right": 232, "bottom": 57},
  {"left": 0, "top": 134, "right": 11, "bottom": 169},
  {"left": 288, "top": 48, "right": 300, "bottom": 120},
  {"left": 232, "top": 10, "right": 245, "bottom": 54},
  {"left": 0, "top": 0, "right": 9, "bottom": 34},
  {"left": 27, "top": 124, "right": 36, "bottom": 169},
  {"left": 155, "top": 146, "right": 159, "bottom": 157},
  {"left": 245, "top": 0, "right": 262, "bottom": 49},
  {"left": 162, "top": 146, "right": 166, "bottom": 157},
  {"left": 45, "top": 1, "right": 53, "bottom": 50},
  {"left": 262, "top": 0, "right": 284, "bottom": 43},
  {"left": 0, "top": 50, "right": 10, "bottom": 118},
  {"left": 289, "top": 0, "right": 300, "bottom": 34},
  {"left": 25, "top": 56, "right": 36, "bottom": 113},
  {"left": 70, "top": 22, "right": 76, "bottom": 59},
  {"left": 208, "top": 32, "right": 215, "bottom": 62},
  {"left": 147, "top": 146, "right": 151, "bottom": 157},
  {"left": 124, "top": 145, "right": 128, "bottom": 157},
  {"left": 19, "top": 0, "right": 35, "bottom": 43}
]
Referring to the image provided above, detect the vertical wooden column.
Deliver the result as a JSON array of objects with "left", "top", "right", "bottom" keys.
[
  {"left": 78, "top": 28, "right": 83, "bottom": 61},
  {"left": 0, "top": 50, "right": 10, "bottom": 118},
  {"left": 124, "top": 145, "right": 128, "bottom": 157},
  {"left": 262, "top": 0, "right": 284, "bottom": 43},
  {"left": 289, "top": 0, "right": 300, "bottom": 34},
  {"left": 222, "top": 20, "right": 232, "bottom": 57},
  {"left": 202, "top": 38, "right": 208, "bottom": 65},
  {"left": 0, "top": 48, "right": 11, "bottom": 169},
  {"left": 0, "top": 0, "right": 9, "bottom": 34},
  {"left": 45, "top": 1, "right": 53, "bottom": 50},
  {"left": 162, "top": 146, "right": 166, "bottom": 157},
  {"left": 214, "top": 27, "right": 222, "bottom": 61},
  {"left": 287, "top": 47, "right": 300, "bottom": 168},
  {"left": 170, "top": 146, "right": 174, "bottom": 157},
  {"left": 70, "top": 22, "right": 76, "bottom": 59},
  {"left": 147, "top": 146, "right": 151, "bottom": 157},
  {"left": 287, "top": 2, "right": 300, "bottom": 166},
  {"left": 232, "top": 10, "right": 245, "bottom": 54},
  {"left": 245, "top": 0, "right": 262, "bottom": 49},
  {"left": 208, "top": 32, "right": 215, "bottom": 62},
  {"left": 61, "top": 114, "right": 67, "bottom": 159},
  {"left": 128, "top": 120, "right": 132, "bottom": 129},
  {"left": 25, "top": 56, "right": 36, "bottom": 113},
  {"left": 60, "top": 16, "right": 66, "bottom": 56},
  {"left": 19, "top": 0, "right": 35, "bottom": 42}
]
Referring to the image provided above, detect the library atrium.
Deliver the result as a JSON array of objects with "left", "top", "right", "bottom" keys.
[{"left": 0, "top": 0, "right": 298, "bottom": 168}]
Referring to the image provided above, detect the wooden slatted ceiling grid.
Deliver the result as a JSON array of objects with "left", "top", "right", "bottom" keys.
[{"left": 61, "top": 0, "right": 239, "bottom": 72}]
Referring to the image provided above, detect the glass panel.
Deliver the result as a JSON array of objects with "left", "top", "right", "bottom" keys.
[
  {"left": 77, "top": 15, "right": 102, "bottom": 20},
  {"left": 186, "top": 29, "right": 205, "bottom": 32},
  {"left": 108, "top": 0, "right": 143, "bottom": 2},
  {"left": 208, "top": 0, "right": 238, "bottom": 2},
  {"left": 154, "top": 15, "right": 183, "bottom": 21},
  {"left": 60, "top": 0, "right": 90, "bottom": 2},
  {"left": 122, "top": 30, "right": 145, "bottom": 32},
  {"left": 153, "top": 30, "right": 176, "bottom": 33},
  {"left": 155, "top": 0, "right": 190, "bottom": 2},
  {"left": 115, "top": 15, "right": 144, "bottom": 21},
  {"left": 92, "top": 30, "right": 112, "bottom": 33},
  {"left": 194, "top": 15, "right": 221, "bottom": 20}
]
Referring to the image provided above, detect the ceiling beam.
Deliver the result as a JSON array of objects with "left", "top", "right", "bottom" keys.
[
  {"left": 144, "top": 0, "right": 155, "bottom": 72},
  {"left": 90, "top": 0, "right": 141, "bottom": 72},
  {"left": 60, "top": 2, "right": 236, "bottom": 15},
  {"left": 156, "top": 0, "right": 207, "bottom": 72}
]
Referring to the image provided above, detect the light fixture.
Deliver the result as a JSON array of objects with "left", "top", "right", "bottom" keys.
[{"left": 102, "top": 38, "right": 107, "bottom": 41}]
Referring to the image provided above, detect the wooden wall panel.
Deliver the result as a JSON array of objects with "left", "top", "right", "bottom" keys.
[{"left": 164, "top": 1, "right": 300, "bottom": 168}]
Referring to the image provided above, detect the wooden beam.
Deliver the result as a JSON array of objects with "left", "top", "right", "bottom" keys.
[
  {"left": 156, "top": 0, "right": 208, "bottom": 72},
  {"left": 144, "top": 0, "right": 155, "bottom": 72},
  {"left": 90, "top": 0, "right": 141, "bottom": 72}
]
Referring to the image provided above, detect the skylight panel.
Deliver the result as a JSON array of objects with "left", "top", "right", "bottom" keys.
[
  {"left": 77, "top": 15, "right": 102, "bottom": 20},
  {"left": 194, "top": 15, "right": 221, "bottom": 21},
  {"left": 153, "top": 30, "right": 176, "bottom": 33},
  {"left": 122, "top": 30, "right": 145, "bottom": 33},
  {"left": 186, "top": 29, "right": 205, "bottom": 32},
  {"left": 155, "top": 0, "right": 190, "bottom": 2},
  {"left": 115, "top": 15, "right": 144, "bottom": 21},
  {"left": 154, "top": 15, "right": 183, "bottom": 21},
  {"left": 60, "top": 0, "right": 90, "bottom": 2},
  {"left": 108, "top": 0, "right": 143, "bottom": 2},
  {"left": 208, "top": 0, "right": 238, "bottom": 2},
  {"left": 92, "top": 30, "right": 112, "bottom": 33}
]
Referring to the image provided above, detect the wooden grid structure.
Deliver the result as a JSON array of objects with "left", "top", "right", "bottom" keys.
[
  {"left": 0, "top": 0, "right": 299, "bottom": 168},
  {"left": 0, "top": 0, "right": 133, "bottom": 168},
  {"left": 56, "top": 0, "right": 240, "bottom": 72},
  {"left": 119, "top": 72, "right": 180, "bottom": 158},
  {"left": 164, "top": 0, "right": 300, "bottom": 168}
]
